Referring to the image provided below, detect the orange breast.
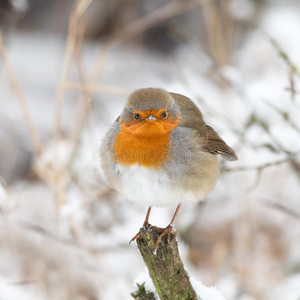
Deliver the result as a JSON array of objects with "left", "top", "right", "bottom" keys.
[{"left": 113, "top": 119, "right": 178, "bottom": 169}]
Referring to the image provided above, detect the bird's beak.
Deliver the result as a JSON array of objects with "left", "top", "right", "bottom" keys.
[{"left": 146, "top": 115, "right": 156, "bottom": 121}]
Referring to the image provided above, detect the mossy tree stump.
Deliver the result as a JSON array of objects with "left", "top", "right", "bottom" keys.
[{"left": 132, "top": 225, "right": 199, "bottom": 300}]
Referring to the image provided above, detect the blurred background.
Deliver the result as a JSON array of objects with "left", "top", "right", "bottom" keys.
[{"left": 1, "top": 0, "right": 300, "bottom": 299}]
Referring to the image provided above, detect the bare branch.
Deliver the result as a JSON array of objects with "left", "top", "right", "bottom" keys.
[
  {"left": 261, "top": 200, "right": 300, "bottom": 221},
  {"left": 0, "top": 30, "right": 44, "bottom": 154},
  {"left": 90, "top": 0, "right": 207, "bottom": 81},
  {"left": 262, "top": 98, "right": 300, "bottom": 134},
  {"left": 223, "top": 152, "right": 300, "bottom": 173},
  {"left": 62, "top": 81, "right": 129, "bottom": 95},
  {"left": 268, "top": 35, "right": 300, "bottom": 78},
  {"left": 54, "top": 0, "right": 94, "bottom": 140}
]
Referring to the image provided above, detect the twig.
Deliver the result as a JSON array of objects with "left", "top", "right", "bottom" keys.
[
  {"left": 69, "top": 12, "right": 92, "bottom": 148},
  {"left": 18, "top": 220, "right": 80, "bottom": 248},
  {"left": 134, "top": 225, "right": 199, "bottom": 300},
  {"left": 8, "top": 279, "right": 42, "bottom": 286},
  {"left": 267, "top": 34, "right": 300, "bottom": 101},
  {"left": 90, "top": 0, "right": 206, "bottom": 81},
  {"left": 223, "top": 150, "right": 300, "bottom": 193},
  {"left": 81, "top": 186, "right": 112, "bottom": 209},
  {"left": 268, "top": 35, "right": 300, "bottom": 78},
  {"left": 62, "top": 81, "right": 129, "bottom": 95},
  {"left": 54, "top": 0, "right": 94, "bottom": 140},
  {"left": 245, "top": 168, "right": 263, "bottom": 192},
  {"left": 261, "top": 200, "right": 300, "bottom": 221},
  {"left": 107, "top": 0, "right": 203, "bottom": 47},
  {"left": 203, "top": 0, "right": 228, "bottom": 66},
  {"left": 246, "top": 113, "right": 294, "bottom": 155},
  {"left": 0, "top": 30, "right": 43, "bottom": 154},
  {"left": 223, "top": 154, "right": 299, "bottom": 173},
  {"left": 288, "top": 67, "right": 296, "bottom": 100},
  {"left": 285, "top": 87, "right": 300, "bottom": 95},
  {"left": 262, "top": 98, "right": 300, "bottom": 134},
  {"left": 170, "top": 54, "right": 241, "bottom": 135},
  {"left": 52, "top": 1, "right": 95, "bottom": 215}
]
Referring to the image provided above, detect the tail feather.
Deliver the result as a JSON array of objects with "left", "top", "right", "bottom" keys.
[{"left": 204, "top": 126, "right": 238, "bottom": 161}]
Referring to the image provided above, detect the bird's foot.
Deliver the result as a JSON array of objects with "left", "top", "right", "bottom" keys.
[
  {"left": 153, "top": 224, "right": 177, "bottom": 251},
  {"left": 129, "top": 231, "right": 141, "bottom": 244},
  {"left": 129, "top": 221, "right": 149, "bottom": 244}
]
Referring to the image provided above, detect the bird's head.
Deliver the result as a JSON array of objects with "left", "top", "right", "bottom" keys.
[{"left": 120, "top": 88, "right": 181, "bottom": 138}]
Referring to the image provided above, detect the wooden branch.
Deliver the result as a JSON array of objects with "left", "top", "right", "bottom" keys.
[{"left": 133, "top": 225, "right": 199, "bottom": 300}]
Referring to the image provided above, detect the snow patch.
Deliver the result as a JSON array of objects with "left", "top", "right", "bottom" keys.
[
  {"left": 133, "top": 270, "right": 159, "bottom": 300},
  {"left": 190, "top": 277, "right": 226, "bottom": 300}
]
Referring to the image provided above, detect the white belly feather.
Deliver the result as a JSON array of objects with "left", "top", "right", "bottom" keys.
[{"left": 115, "top": 164, "right": 206, "bottom": 207}]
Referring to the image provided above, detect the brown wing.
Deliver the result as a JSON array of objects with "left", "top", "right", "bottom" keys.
[
  {"left": 171, "top": 92, "right": 238, "bottom": 161},
  {"left": 203, "top": 125, "right": 238, "bottom": 161},
  {"left": 170, "top": 92, "right": 207, "bottom": 136}
]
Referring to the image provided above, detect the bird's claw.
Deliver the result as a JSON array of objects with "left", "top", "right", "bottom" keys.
[
  {"left": 153, "top": 224, "right": 177, "bottom": 251},
  {"left": 129, "top": 231, "right": 141, "bottom": 244},
  {"left": 129, "top": 223, "right": 177, "bottom": 251},
  {"left": 129, "top": 221, "right": 149, "bottom": 244}
]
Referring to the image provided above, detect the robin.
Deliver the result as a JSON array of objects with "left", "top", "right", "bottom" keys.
[{"left": 100, "top": 88, "right": 237, "bottom": 250}]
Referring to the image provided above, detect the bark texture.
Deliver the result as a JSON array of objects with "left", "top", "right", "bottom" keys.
[{"left": 133, "top": 225, "right": 199, "bottom": 300}]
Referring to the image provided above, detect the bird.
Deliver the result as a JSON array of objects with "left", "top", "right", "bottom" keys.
[{"left": 100, "top": 88, "right": 237, "bottom": 250}]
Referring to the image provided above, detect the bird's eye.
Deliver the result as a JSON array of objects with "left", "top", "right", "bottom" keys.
[
  {"left": 134, "top": 113, "right": 140, "bottom": 120},
  {"left": 161, "top": 111, "right": 167, "bottom": 118}
]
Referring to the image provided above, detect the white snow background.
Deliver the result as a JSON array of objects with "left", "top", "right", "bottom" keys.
[{"left": 1, "top": 0, "right": 300, "bottom": 299}]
